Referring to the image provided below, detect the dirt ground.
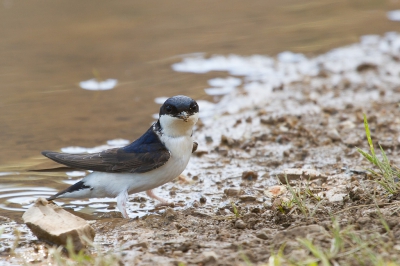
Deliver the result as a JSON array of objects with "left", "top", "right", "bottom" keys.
[{"left": 2, "top": 36, "right": 400, "bottom": 265}]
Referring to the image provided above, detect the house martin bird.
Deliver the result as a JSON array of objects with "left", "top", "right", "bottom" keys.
[{"left": 42, "top": 95, "right": 199, "bottom": 218}]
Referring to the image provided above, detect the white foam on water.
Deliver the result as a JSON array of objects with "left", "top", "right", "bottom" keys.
[
  {"left": 86, "top": 144, "right": 112, "bottom": 153},
  {"left": 79, "top": 78, "right": 118, "bottom": 91},
  {"left": 387, "top": 10, "right": 400, "bottom": 21},
  {"left": 208, "top": 77, "right": 242, "bottom": 87},
  {"left": 7, "top": 196, "right": 36, "bottom": 206},
  {"left": 106, "top": 139, "right": 130, "bottom": 146},
  {"left": 61, "top": 146, "right": 87, "bottom": 153},
  {"left": 0, "top": 188, "right": 58, "bottom": 212},
  {"left": 154, "top": 97, "right": 168, "bottom": 104},
  {"left": 171, "top": 32, "right": 400, "bottom": 121},
  {"left": 88, "top": 203, "right": 109, "bottom": 208},
  {"left": 61, "top": 138, "right": 130, "bottom": 155},
  {"left": 0, "top": 172, "right": 19, "bottom": 177},
  {"left": 70, "top": 197, "right": 115, "bottom": 205},
  {"left": 66, "top": 171, "right": 86, "bottom": 177},
  {"left": 277, "top": 51, "right": 306, "bottom": 63}
]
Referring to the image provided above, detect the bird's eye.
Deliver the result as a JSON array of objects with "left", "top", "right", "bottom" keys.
[
  {"left": 165, "top": 105, "right": 173, "bottom": 113},
  {"left": 190, "top": 103, "right": 198, "bottom": 112}
]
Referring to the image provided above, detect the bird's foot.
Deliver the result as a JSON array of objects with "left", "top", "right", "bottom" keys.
[
  {"left": 146, "top": 189, "right": 184, "bottom": 209},
  {"left": 177, "top": 174, "right": 191, "bottom": 184},
  {"left": 117, "top": 190, "right": 129, "bottom": 219},
  {"left": 146, "top": 189, "right": 169, "bottom": 204}
]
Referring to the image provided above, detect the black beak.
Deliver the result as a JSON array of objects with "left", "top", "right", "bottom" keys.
[{"left": 177, "top": 111, "right": 189, "bottom": 122}]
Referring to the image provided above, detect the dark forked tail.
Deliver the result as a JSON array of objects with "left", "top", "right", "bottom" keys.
[{"left": 47, "top": 181, "right": 91, "bottom": 200}]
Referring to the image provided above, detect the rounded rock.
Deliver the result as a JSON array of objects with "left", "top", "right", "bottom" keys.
[
  {"left": 200, "top": 196, "right": 207, "bottom": 204},
  {"left": 242, "top": 171, "right": 258, "bottom": 181},
  {"left": 235, "top": 219, "right": 246, "bottom": 229}
]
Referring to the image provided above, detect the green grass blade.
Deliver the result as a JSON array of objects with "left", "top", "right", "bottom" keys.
[
  {"left": 298, "top": 238, "right": 331, "bottom": 266},
  {"left": 363, "top": 114, "right": 375, "bottom": 156}
]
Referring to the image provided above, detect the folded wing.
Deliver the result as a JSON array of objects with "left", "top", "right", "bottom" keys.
[
  {"left": 42, "top": 147, "right": 170, "bottom": 173},
  {"left": 42, "top": 125, "right": 170, "bottom": 173}
]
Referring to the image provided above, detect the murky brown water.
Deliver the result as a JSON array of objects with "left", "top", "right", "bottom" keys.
[{"left": 1, "top": 0, "right": 400, "bottom": 220}]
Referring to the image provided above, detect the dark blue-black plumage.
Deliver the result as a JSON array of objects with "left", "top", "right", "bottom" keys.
[
  {"left": 47, "top": 181, "right": 91, "bottom": 200},
  {"left": 41, "top": 123, "right": 170, "bottom": 174},
  {"left": 122, "top": 122, "right": 163, "bottom": 153},
  {"left": 160, "top": 95, "right": 199, "bottom": 117}
]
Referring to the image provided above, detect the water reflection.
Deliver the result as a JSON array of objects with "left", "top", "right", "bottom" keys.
[{"left": 0, "top": 186, "right": 56, "bottom": 212}]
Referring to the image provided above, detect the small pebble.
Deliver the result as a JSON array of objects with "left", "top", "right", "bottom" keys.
[
  {"left": 255, "top": 231, "right": 269, "bottom": 240},
  {"left": 157, "top": 247, "right": 165, "bottom": 255},
  {"left": 221, "top": 135, "right": 236, "bottom": 147},
  {"left": 173, "top": 250, "right": 183, "bottom": 256},
  {"left": 131, "top": 196, "right": 147, "bottom": 202},
  {"left": 179, "top": 227, "right": 189, "bottom": 233},
  {"left": 163, "top": 208, "right": 176, "bottom": 221},
  {"left": 264, "top": 185, "right": 287, "bottom": 198},
  {"left": 242, "top": 171, "right": 258, "bottom": 181},
  {"left": 200, "top": 196, "right": 207, "bottom": 204},
  {"left": 216, "top": 148, "right": 228, "bottom": 156},
  {"left": 277, "top": 168, "right": 327, "bottom": 184},
  {"left": 201, "top": 251, "right": 219, "bottom": 264},
  {"left": 174, "top": 223, "right": 182, "bottom": 230},
  {"left": 235, "top": 219, "right": 246, "bottom": 229},
  {"left": 224, "top": 187, "right": 242, "bottom": 196},
  {"left": 239, "top": 195, "right": 256, "bottom": 202},
  {"left": 327, "top": 128, "right": 341, "bottom": 141}
]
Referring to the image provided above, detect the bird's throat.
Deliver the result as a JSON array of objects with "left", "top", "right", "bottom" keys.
[{"left": 159, "top": 113, "right": 198, "bottom": 138}]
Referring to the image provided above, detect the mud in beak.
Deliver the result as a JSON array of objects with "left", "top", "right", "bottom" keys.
[{"left": 177, "top": 111, "right": 189, "bottom": 122}]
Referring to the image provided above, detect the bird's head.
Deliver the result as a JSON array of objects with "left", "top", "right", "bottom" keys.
[{"left": 159, "top": 95, "right": 199, "bottom": 137}]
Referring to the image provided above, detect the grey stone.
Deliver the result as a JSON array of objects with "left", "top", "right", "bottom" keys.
[{"left": 235, "top": 219, "right": 246, "bottom": 229}]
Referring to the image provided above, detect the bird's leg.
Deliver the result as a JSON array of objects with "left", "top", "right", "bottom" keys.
[
  {"left": 177, "top": 174, "right": 190, "bottom": 184},
  {"left": 146, "top": 189, "right": 171, "bottom": 207},
  {"left": 116, "top": 190, "right": 129, "bottom": 218}
]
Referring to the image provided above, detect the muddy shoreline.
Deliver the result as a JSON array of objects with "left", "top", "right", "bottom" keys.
[{"left": 2, "top": 34, "right": 400, "bottom": 265}]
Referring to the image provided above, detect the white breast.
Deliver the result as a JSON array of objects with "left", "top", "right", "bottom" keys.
[
  {"left": 126, "top": 134, "right": 193, "bottom": 192},
  {"left": 161, "top": 134, "right": 193, "bottom": 171}
]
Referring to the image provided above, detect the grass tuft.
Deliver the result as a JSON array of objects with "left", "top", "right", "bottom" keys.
[
  {"left": 231, "top": 201, "right": 241, "bottom": 218},
  {"left": 356, "top": 114, "right": 399, "bottom": 194},
  {"left": 297, "top": 238, "right": 331, "bottom": 266},
  {"left": 268, "top": 244, "right": 285, "bottom": 266},
  {"left": 284, "top": 175, "right": 323, "bottom": 218},
  {"left": 266, "top": 214, "right": 398, "bottom": 265},
  {"left": 47, "top": 236, "right": 121, "bottom": 266}
]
